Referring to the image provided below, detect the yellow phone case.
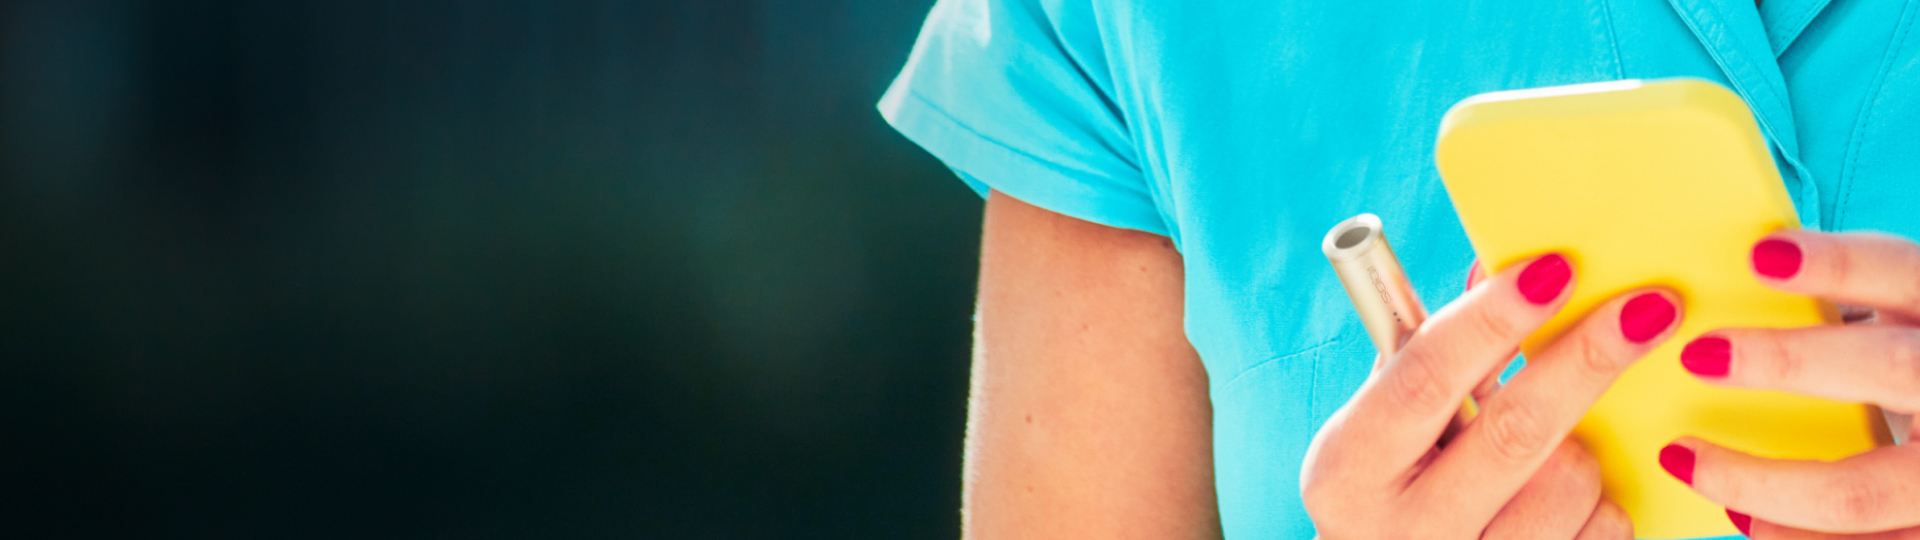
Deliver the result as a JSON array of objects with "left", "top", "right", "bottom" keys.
[{"left": 1435, "top": 79, "right": 1889, "bottom": 539}]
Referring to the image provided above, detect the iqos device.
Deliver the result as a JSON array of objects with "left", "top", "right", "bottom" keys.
[{"left": 1323, "top": 213, "right": 1427, "bottom": 367}]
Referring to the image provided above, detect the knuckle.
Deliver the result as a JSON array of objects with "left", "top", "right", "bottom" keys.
[
  {"left": 1302, "top": 486, "right": 1401, "bottom": 539},
  {"left": 1298, "top": 458, "right": 1355, "bottom": 512},
  {"left": 1825, "top": 471, "right": 1891, "bottom": 525},
  {"left": 1478, "top": 402, "right": 1554, "bottom": 464},
  {"left": 1896, "top": 241, "right": 1920, "bottom": 312},
  {"left": 1825, "top": 240, "right": 1856, "bottom": 288},
  {"left": 1755, "top": 332, "right": 1802, "bottom": 385},
  {"left": 1884, "top": 331, "right": 1920, "bottom": 385},
  {"left": 1570, "top": 330, "right": 1627, "bottom": 379},
  {"left": 1543, "top": 445, "right": 1605, "bottom": 499},
  {"left": 1907, "top": 277, "right": 1920, "bottom": 317},
  {"left": 1548, "top": 442, "right": 1603, "bottom": 499},
  {"left": 1299, "top": 480, "right": 1335, "bottom": 518},
  {"left": 1591, "top": 501, "right": 1635, "bottom": 540},
  {"left": 1540, "top": 441, "right": 1594, "bottom": 478},
  {"left": 1898, "top": 278, "right": 1920, "bottom": 317},
  {"left": 1387, "top": 349, "right": 1456, "bottom": 414},
  {"left": 1468, "top": 304, "right": 1524, "bottom": 344},
  {"left": 1560, "top": 442, "right": 1601, "bottom": 480},
  {"left": 1708, "top": 463, "right": 1750, "bottom": 512}
]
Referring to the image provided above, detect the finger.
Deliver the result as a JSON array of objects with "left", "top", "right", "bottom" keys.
[
  {"left": 1461, "top": 260, "right": 1505, "bottom": 404},
  {"left": 1669, "top": 437, "right": 1920, "bottom": 533},
  {"left": 1678, "top": 325, "right": 1920, "bottom": 413},
  {"left": 1330, "top": 253, "right": 1574, "bottom": 483},
  {"left": 1749, "top": 517, "right": 1920, "bottom": 539},
  {"left": 1480, "top": 440, "right": 1603, "bottom": 540},
  {"left": 1416, "top": 288, "right": 1682, "bottom": 519},
  {"left": 1466, "top": 258, "right": 1488, "bottom": 293},
  {"left": 1572, "top": 499, "right": 1634, "bottom": 540},
  {"left": 1751, "top": 231, "right": 1920, "bottom": 322},
  {"left": 1470, "top": 366, "right": 1503, "bottom": 403}
]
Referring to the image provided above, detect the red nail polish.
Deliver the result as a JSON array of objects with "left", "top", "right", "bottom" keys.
[
  {"left": 1727, "top": 509, "right": 1752, "bottom": 536},
  {"left": 1682, "top": 337, "right": 1732, "bottom": 377},
  {"left": 1465, "top": 259, "right": 1482, "bottom": 293},
  {"left": 1517, "top": 254, "right": 1571, "bottom": 305},
  {"left": 1619, "top": 293, "right": 1677, "bottom": 343},
  {"left": 1659, "top": 444, "right": 1695, "bottom": 485},
  {"left": 1752, "top": 238, "right": 1803, "bottom": 279}
]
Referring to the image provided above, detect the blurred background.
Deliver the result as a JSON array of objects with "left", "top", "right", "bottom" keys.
[{"left": 0, "top": 0, "right": 978, "bottom": 537}]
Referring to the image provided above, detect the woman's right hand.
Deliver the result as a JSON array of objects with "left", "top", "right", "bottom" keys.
[{"left": 1301, "top": 254, "right": 1683, "bottom": 539}]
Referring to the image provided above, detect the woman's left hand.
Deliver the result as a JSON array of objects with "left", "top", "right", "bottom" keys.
[{"left": 1664, "top": 230, "right": 1920, "bottom": 538}]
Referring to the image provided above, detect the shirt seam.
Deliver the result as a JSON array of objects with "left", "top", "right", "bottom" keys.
[
  {"left": 1600, "top": 0, "right": 1627, "bottom": 79},
  {"left": 891, "top": 89, "right": 1170, "bottom": 236},
  {"left": 1772, "top": 0, "right": 1831, "bottom": 57},
  {"left": 1835, "top": 0, "right": 1920, "bottom": 230},
  {"left": 900, "top": 88, "right": 1148, "bottom": 184},
  {"left": 1669, "top": 0, "right": 1822, "bottom": 227},
  {"left": 1219, "top": 338, "right": 1338, "bottom": 393}
]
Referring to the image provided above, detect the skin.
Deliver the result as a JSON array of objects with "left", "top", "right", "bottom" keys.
[
  {"left": 967, "top": 191, "right": 1668, "bottom": 538},
  {"left": 1672, "top": 230, "right": 1920, "bottom": 539},
  {"left": 1300, "top": 251, "right": 1673, "bottom": 539},
  {"left": 966, "top": 191, "right": 1219, "bottom": 539}
]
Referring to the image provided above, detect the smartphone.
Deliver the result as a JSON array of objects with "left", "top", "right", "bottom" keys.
[{"left": 1436, "top": 78, "right": 1890, "bottom": 539}]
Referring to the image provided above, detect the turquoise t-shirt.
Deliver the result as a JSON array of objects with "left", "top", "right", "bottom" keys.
[{"left": 880, "top": 0, "right": 1920, "bottom": 537}]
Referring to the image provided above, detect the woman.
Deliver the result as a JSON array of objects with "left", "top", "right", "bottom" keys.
[{"left": 879, "top": 0, "right": 1920, "bottom": 537}]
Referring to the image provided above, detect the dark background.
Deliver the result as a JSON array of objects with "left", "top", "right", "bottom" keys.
[{"left": 0, "top": 0, "right": 978, "bottom": 537}]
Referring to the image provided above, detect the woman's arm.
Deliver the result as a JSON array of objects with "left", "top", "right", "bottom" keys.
[{"left": 965, "top": 191, "right": 1221, "bottom": 539}]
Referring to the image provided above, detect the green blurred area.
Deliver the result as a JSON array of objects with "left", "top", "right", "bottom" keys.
[{"left": 0, "top": 0, "right": 977, "bottom": 537}]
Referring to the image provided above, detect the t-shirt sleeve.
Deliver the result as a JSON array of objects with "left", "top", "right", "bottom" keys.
[{"left": 877, "top": 0, "right": 1167, "bottom": 237}]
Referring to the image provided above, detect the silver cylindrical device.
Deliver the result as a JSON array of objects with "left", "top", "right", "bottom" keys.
[
  {"left": 1323, "top": 214, "right": 1428, "bottom": 367},
  {"left": 1887, "top": 411, "right": 1911, "bottom": 445}
]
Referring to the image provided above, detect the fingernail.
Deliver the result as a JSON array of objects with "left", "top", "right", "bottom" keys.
[
  {"left": 1659, "top": 444, "right": 1695, "bottom": 485},
  {"left": 1727, "top": 509, "right": 1752, "bottom": 536},
  {"left": 1752, "top": 238, "right": 1803, "bottom": 279},
  {"left": 1681, "top": 337, "right": 1732, "bottom": 377},
  {"left": 1517, "top": 254, "right": 1571, "bottom": 305},
  {"left": 1465, "top": 259, "right": 1482, "bottom": 293},
  {"left": 1619, "top": 293, "right": 1677, "bottom": 343}
]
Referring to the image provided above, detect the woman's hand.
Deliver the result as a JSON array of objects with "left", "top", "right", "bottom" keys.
[
  {"left": 1664, "top": 231, "right": 1920, "bottom": 539},
  {"left": 1302, "top": 254, "right": 1685, "bottom": 539}
]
